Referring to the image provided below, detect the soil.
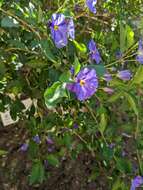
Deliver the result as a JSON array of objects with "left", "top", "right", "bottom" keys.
[
  {"left": 0, "top": 122, "right": 133, "bottom": 190},
  {"left": 0, "top": 122, "right": 108, "bottom": 190}
]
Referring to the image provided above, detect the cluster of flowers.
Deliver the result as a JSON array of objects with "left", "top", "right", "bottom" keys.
[
  {"left": 49, "top": 0, "right": 143, "bottom": 102},
  {"left": 48, "top": 1, "right": 143, "bottom": 188},
  {"left": 20, "top": 135, "right": 54, "bottom": 153}
]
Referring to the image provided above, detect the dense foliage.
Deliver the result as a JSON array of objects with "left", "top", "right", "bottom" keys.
[{"left": 0, "top": 0, "right": 143, "bottom": 189}]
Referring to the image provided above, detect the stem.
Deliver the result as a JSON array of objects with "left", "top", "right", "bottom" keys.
[
  {"left": 84, "top": 101, "right": 98, "bottom": 123},
  {"left": 123, "top": 42, "right": 138, "bottom": 57},
  {"left": 105, "top": 53, "right": 137, "bottom": 68},
  {"left": 73, "top": 131, "right": 87, "bottom": 144},
  {"left": 5, "top": 47, "right": 38, "bottom": 55}
]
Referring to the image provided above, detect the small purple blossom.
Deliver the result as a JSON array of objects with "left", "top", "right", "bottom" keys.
[
  {"left": 33, "top": 135, "right": 40, "bottom": 144},
  {"left": 67, "top": 18, "right": 75, "bottom": 40},
  {"left": 121, "top": 150, "right": 126, "bottom": 157},
  {"left": 117, "top": 70, "right": 132, "bottom": 81},
  {"left": 73, "top": 123, "right": 79, "bottom": 129},
  {"left": 48, "top": 147, "right": 55, "bottom": 152},
  {"left": 88, "top": 39, "right": 101, "bottom": 64},
  {"left": 46, "top": 137, "right": 54, "bottom": 145},
  {"left": 67, "top": 67, "right": 98, "bottom": 101},
  {"left": 136, "top": 39, "right": 143, "bottom": 64},
  {"left": 86, "top": 0, "right": 97, "bottom": 14},
  {"left": 49, "top": 13, "right": 75, "bottom": 48},
  {"left": 103, "top": 87, "right": 114, "bottom": 94},
  {"left": 130, "top": 176, "right": 143, "bottom": 190},
  {"left": 103, "top": 73, "right": 112, "bottom": 82},
  {"left": 108, "top": 143, "right": 115, "bottom": 149},
  {"left": 70, "top": 66, "right": 75, "bottom": 75},
  {"left": 20, "top": 143, "right": 29, "bottom": 151},
  {"left": 115, "top": 50, "right": 122, "bottom": 59}
]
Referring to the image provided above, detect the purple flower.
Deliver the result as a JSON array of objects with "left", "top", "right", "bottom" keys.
[
  {"left": 48, "top": 147, "right": 55, "bottom": 152},
  {"left": 20, "top": 143, "right": 29, "bottom": 151},
  {"left": 67, "top": 18, "right": 75, "bottom": 40},
  {"left": 115, "top": 50, "right": 122, "bottom": 59},
  {"left": 33, "top": 135, "right": 40, "bottom": 144},
  {"left": 73, "top": 123, "right": 79, "bottom": 129},
  {"left": 136, "top": 39, "right": 143, "bottom": 64},
  {"left": 67, "top": 67, "right": 98, "bottom": 101},
  {"left": 46, "top": 137, "right": 54, "bottom": 145},
  {"left": 108, "top": 143, "right": 115, "bottom": 149},
  {"left": 117, "top": 70, "right": 132, "bottom": 81},
  {"left": 103, "top": 73, "right": 112, "bottom": 82},
  {"left": 86, "top": 0, "right": 97, "bottom": 14},
  {"left": 130, "top": 176, "right": 143, "bottom": 190},
  {"left": 49, "top": 13, "right": 74, "bottom": 48},
  {"left": 103, "top": 87, "right": 114, "bottom": 94},
  {"left": 70, "top": 66, "right": 75, "bottom": 75},
  {"left": 88, "top": 39, "right": 101, "bottom": 64},
  {"left": 121, "top": 150, "right": 126, "bottom": 157}
]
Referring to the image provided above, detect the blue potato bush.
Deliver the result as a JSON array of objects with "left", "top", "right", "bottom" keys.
[{"left": 0, "top": 0, "right": 143, "bottom": 189}]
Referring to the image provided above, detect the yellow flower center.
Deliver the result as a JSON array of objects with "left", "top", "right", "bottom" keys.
[
  {"left": 54, "top": 25, "right": 59, "bottom": 30},
  {"left": 80, "top": 80, "right": 85, "bottom": 86}
]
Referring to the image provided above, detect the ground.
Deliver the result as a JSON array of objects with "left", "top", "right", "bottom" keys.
[{"left": 0, "top": 122, "right": 135, "bottom": 190}]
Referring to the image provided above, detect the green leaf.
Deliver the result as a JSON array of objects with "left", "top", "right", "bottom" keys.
[
  {"left": 26, "top": 59, "right": 47, "bottom": 68},
  {"left": 61, "top": 9, "right": 74, "bottom": 17},
  {"left": 59, "top": 71, "right": 71, "bottom": 82},
  {"left": 8, "top": 40, "right": 26, "bottom": 49},
  {"left": 124, "top": 92, "right": 138, "bottom": 115},
  {"left": 73, "top": 40, "right": 87, "bottom": 53},
  {"left": 87, "top": 64, "right": 106, "bottom": 77},
  {"left": 120, "top": 23, "right": 127, "bottom": 53},
  {"left": 120, "top": 24, "right": 134, "bottom": 52},
  {"left": 112, "top": 180, "right": 127, "bottom": 190},
  {"left": 0, "top": 0, "right": 4, "bottom": 7},
  {"left": 29, "top": 161, "right": 45, "bottom": 185},
  {"left": 10, "top": 99, "right": 25, "bottom": 120},
  {"left": 108, "top": 92, "right": 122, "bottom": 103},
  {"left": 38, "top": 5, "right": 43, "bottom": 23},
  {"left": 99, "top": 113, "right": 107, "bottom": 133},
  {"left": 40, "top": 40, "right": 57, "bottom": 63},
  {"left": 48, "top": 68, "right": 60, "bottom": 82},
  {"left": 7, "top": 80, "right": 22, "bottom": 95},
  {"left": 44, "top": 82, "right": 67, "bottom": 109},
  {"left": 116, "top": 158, "right": 132, "bottom": 173},
  {"left": 1, "top": 16, "right": 19, "bottom": 28},
  {"left": 63, "top": 133, "right": 72, "bottom": 149},
  {"left": 0, "top": 63, "right": 6, "bottom": 79},
  {"left": 0, "top": 149, "right": 8, "bottom": 156},
  {"left": 73, "top": 56, "right": 81, "bottom": 75},
  {"left": 47, "top": 155, "right": 59, "bottom": 167},
  {"left": 132, "top": 66, "right": 143, "bottom": 84},
  {"left": 126, "top": 25, "right": 134, "bottom": 49},
  {"left": 28, "top": 141, "right": 39, "bottom": 159},
  {"left": 102, "top": 145, "right": 113, "bottom": 161}
]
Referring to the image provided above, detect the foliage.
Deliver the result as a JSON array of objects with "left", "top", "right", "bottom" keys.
[{"left": 0, "top": 0, "right": 143, "bottom": 188}]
